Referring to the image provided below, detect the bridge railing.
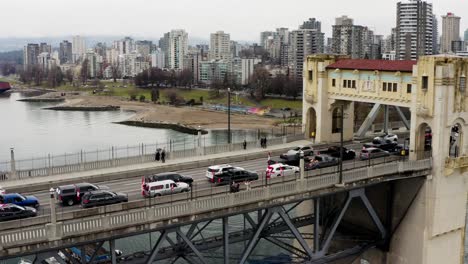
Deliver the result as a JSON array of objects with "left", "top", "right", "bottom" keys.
[
  {"left": 0, "top": 158, "right": 432, "bottom": 250},
  {"left": 1, "top": 134, "right": 305, "bottom": 182}
]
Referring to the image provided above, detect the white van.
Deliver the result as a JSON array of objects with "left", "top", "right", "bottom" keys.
[{"left": 142, "top": 180, "right": 190, "bottom": 198}]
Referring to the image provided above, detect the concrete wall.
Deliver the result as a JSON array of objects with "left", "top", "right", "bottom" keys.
[{"left": 393, "top": 56, "right": 468, "bottom": 264}]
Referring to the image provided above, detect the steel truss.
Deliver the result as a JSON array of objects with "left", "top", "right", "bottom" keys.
[{"left": 9, "top": 188, "right": 387, "bottom": 264}]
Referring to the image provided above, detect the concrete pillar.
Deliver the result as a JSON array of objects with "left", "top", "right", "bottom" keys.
[
  {"left": 9, "top": 148, "right": 17, "bottom": 180},
  {"left": 390, "top": 56, "right": 468, "bottom": 264},
  {"left": 197, "top": 129, "right": 204, "bottom": 156}
]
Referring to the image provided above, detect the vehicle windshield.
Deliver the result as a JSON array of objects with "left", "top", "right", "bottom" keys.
[
  {"left": 17, "top": 194, "right": 26, "bottom": 200},
  {"left": 292, "top": 147, "right": 300, "bottom": 151},
  {"left": 207, "top": 168, "right": 219, "bottom": 173}
]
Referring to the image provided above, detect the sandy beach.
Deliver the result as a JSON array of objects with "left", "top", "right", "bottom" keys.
[{"left": 43, "top": 93, "right": 280, "bottom": 131}]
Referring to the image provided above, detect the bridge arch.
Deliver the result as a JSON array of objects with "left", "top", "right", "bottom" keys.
[
  {"left": 450, "top": 122, "right": 463, "bottom": 157},
  {"left": 415, "top": 122, "right": 432, "bottom": 160},
  {"left": 307, "top": 107, "right": 317, "bottom": 138}
]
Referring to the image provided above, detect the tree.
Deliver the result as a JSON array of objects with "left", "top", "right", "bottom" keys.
[
  {"left": 284, "top": 77, "right": 300, "bottom": 99},
  {"left": 166, "top": 90, "right": 184, "bottom": 105},
  {"left": 65, "top": 69, "right": 74, "bottom": 85},
  {"left": 47, "top": 66, "right": 63, "bottom": 88},
  {"left": 209, "top": 78, "right": 223, "bottom": 98},
  {"left": 178, "top": 69, "right": 193, "bottom": 88},
  {"left": 110, "top": 62, "right": 121, "bottom": 83},
  {"left": 249, "top": 67, "right": 270, "bottom": 101},
  {"left": 270, "top": 74, "right": 286, "bottom": 95},
  {"left": 151, "top": 88, "right": 159, "bottom": 102},
  {"left": 80, "top": 59, "right": 89, "bottom": 85},
  {"left": 31, "top": 66, "right": 43, "bottom": 86},
  {"left": 1, "top": 63, "right": 16, "bottom": 76}
]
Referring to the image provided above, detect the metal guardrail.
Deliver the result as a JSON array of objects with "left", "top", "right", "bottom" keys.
[
  {"left": 1, "top": 135, "right": 305, "bottom": 182},
  {"left": 0, "top": 158, "right": 432, "bottom": 250}
]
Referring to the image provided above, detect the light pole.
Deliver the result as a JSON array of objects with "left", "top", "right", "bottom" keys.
[
  {"left": 227, "top": 88, "right": 231, "bottom": 144},
  {"left": 49, "top": 188, "right": 56, "bottom": 224},
  {"left": 299, "top": 150, "right": 305, "bottom": 180},
  {"left": 336, "top": 104, "right": 345, "bottom": 187}
]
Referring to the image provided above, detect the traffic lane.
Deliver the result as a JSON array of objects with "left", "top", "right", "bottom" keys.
[
  {"left": 35, "top": 152, "right": 399, "bottom": 215},
  {"left": 29, "top": 158, "right": 270, "bottom": 208},
  {"left": 24, "top": 142, "right": 367, "bottom": 207}
]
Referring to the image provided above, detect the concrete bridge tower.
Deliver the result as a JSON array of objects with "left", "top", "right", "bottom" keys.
[{"left": 389, "top": 56, "right": 468, "bottom": 264}]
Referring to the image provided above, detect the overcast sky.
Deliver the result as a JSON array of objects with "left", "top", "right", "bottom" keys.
[{"left": 1, "top": 0, "right": 466, "bottom": 42}]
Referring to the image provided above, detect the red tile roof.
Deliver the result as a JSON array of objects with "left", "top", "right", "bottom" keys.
[
  {"left": 0, "top": 82, "right": 11, "bottom": 89},
  {"left": 326, "top": 59, "right": 416, "bottom": 72}
]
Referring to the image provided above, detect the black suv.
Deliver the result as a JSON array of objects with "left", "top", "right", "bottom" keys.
[
  {"left": 56, "top": 183, "right": 107, "bottom": 206},
  {"left": 144, "top": 173, "right": 193, "bottom": 185},
  {"left": 81, "top": 190, "right": 128, "bottom": 208},
  {"left": 213, "top": 169, "right": 258, "bottom": 186}
]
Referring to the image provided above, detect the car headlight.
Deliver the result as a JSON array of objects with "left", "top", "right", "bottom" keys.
[{"left": 31, "top": 208, "right": 37, "bottom": 213}]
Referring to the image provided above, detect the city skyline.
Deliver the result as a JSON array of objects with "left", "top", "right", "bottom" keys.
[{"left": 1, "top": 0, "right": 466, "bottom": 42}]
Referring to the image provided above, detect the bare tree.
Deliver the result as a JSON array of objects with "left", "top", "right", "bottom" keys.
[
  {"left": 80, "top": 59, "right": 89, "bottom": 85},
  {"left": 110, "top": 62, "right": 121, "bottom": 82},
  {"left": 249, "top": 67, "right": 270, "bottom": 101},
  {"left": 65, "top": 69, "right": 74, "bottom": 85}
]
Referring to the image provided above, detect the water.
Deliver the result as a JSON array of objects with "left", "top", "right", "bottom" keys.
[{"left": 0, "top": 93, "right": 263, "bottom": 162}]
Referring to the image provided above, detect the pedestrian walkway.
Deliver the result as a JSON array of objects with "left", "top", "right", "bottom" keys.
[{"left": 3, "top": 139, "right": 316, "bottom": 190}]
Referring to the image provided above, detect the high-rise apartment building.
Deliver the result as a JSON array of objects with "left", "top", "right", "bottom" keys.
[
  {"left": 23, "top": 44, "right": 40, "bottom": 68},
  {"left": 39, "top": 43, "right": 51, "bottom": 54},
  {"left": 183, "top": 52, "right": 201, "bottom": 84},
  {"left": 72, "top": 36, "right": 86, "bottom": 63},
  {"left": 151, "top": 49, "right": 166, "bottom": 69},
  {"left": 135, "top": 40, "right": 153, "bottom": 58},
  {"left": 465, "top": 29, "right": 468, "bottom": 42},
  {"left": 332, "top": 16, "right": 377, "bottom": 59},
  {"left": 209, "top": 31, "right": 231, "bottom": 60},
  {"left": 59, "top": 40, "right": 73, "bottom": 64},
  {"left": 433, "top": 15, "right": 439, "bottom": 55},
  {"left": 167, "top": 29, "right": 188, "bottom": 70},
  {"left": 396, "top": 0, "right": 434, "bottom": 60},
  {"left": 114, "top": 37, "right": 135, "bottom": 55},
  {"left": 260, "top": 31, "right": 275, "bottom": 48},
  {"left": 440, "top": 12, "right": 461, "bottom": 53},
  {"left": 289, "top": 19, "right": 324, "bottom": 84}
]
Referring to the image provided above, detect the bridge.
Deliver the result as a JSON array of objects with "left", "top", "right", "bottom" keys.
[{"left": 0, "top": 54, "right": 467, "bottom": 264}]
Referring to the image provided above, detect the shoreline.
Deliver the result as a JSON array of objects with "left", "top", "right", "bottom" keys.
[
  {"left": 116, "top": 120, "right": 209, "bottom": 135},
  {"left": 18, "top": 90, "right": 282, "bottom": 134}
]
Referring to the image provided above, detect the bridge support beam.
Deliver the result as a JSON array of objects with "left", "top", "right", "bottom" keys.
[
  {"left": 356, "top": 104, "right": 381, "bottom": 138},
  {"left": 394, "top": 106, "right": 410, "bottom": 130}
]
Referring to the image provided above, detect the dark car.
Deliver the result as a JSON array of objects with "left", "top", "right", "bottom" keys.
[
  {"left": 363, "top": 138, "right": 399, "bottom": 152},
  {"left": 0, "top": 204, "right": 37, "bottom": 222},
  {"left": 213, "top": 169, "right": 259, "bottom": 185},
  {"left": 144, "top": 172, "right": 193, "bottom": 186},
  {"left": 305, "top": 155, "right": 339, "bottom": 171},
  {"left": 81, "top": 190, "right": 128, "bottom": 208},
  {"left": 56, "top": 183, "right": 107, "bottom": 206},
  {"left": 318, "top": 146, "right": 356, "bottom": 160},
  {"left": 0, "top": 193, "right": 40, "bottom": 208}
]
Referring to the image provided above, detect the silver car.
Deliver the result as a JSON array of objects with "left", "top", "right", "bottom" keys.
[{"left": 360, "top": 147, "right": 390, "bottom": 160}]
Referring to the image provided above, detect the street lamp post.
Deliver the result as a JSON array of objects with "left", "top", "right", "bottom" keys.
[
  {"left": 299, "top": 150, "right": 305, "bottom": 180},
  {"left": 227, "top": 88, "right": 231, "bottom": 144},
  {"left": 49, "top": 188, "right": 56, "bottom": 224},
  {"left": 337, "top": 104, "right": 345, "bottom": 187}
]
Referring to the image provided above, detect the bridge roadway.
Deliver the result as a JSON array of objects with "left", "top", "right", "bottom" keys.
[
  {"left": 17, "top": 142, "right": 366, "bottom": 215},
  {"left": 0, "top": 154, "right": 432, "bottom": 260}
]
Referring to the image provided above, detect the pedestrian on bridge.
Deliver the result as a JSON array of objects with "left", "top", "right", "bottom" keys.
[
  {"left": 155, "top": 149, "right": 161, "bottom": 161},
  {"left": 243, "top": 139, "right": 247, "bottom": 150},
  {"left": 161, "top": 149, "right": 166, "bottom": 163}
]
